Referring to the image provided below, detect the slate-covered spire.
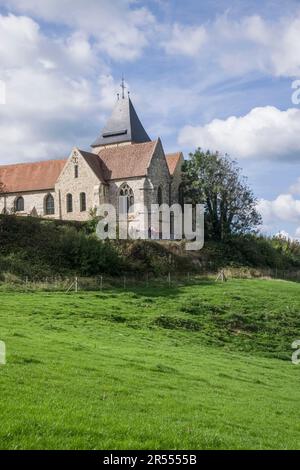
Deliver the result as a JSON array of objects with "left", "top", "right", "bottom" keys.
[{"left": 91, "top": 81, "right": 151, "bottom": 148}]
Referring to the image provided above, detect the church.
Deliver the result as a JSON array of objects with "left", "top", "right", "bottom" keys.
[{"left": 0, "top": 83, "right": 184, "bottom": 234}]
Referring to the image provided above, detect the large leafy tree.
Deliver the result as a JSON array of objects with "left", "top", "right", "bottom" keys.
[{"left": 183, "top": 149, "right": 262, "bottom": 241}]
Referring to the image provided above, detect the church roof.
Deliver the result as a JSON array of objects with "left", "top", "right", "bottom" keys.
[
  {"left": 79, "top": 150, "right": 106, "bottom": 184},
  {"left": 91, "top": 95, "right": 151, "bottom": 148},
  {"left": 166, "top": 152, "right": 184, "bottom": 175},
  {"left": 0, "top": 159, "right": 66, "bottom": 193},
  {"left": 96, "top": 140, "right": 157, "bottom": 180},
  {"left": 0, "top": 143, "right": 182, "bottom": 194}
]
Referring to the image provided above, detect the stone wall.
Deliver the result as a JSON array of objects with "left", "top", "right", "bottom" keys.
[
  {"left": 146, "top": 139, "right": 171, "bottom": 207},
  {"left": 0, "top": 190, "right": 56, "bottom": 218},
  {"left": 55, "top": 149, "right": 106, "bottom": 221}
]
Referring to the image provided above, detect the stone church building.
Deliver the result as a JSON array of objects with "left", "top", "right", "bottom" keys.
[{"left": 0, "top": 88, "right": 183, "bottom": 235}]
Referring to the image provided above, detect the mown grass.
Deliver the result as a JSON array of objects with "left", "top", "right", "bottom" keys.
[{"left": 1, "top": 279, "right": 300, "bottom": 449}]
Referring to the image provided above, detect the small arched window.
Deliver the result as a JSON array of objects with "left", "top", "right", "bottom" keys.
[
  {"left": 157, "top": 186, "right": 163, "bottom": 206},
  {"left": 119, "top": 184, "right": 134, "bottom": 214},
  {"left": 45, "top": 194, "right": 55, "bottom": 215},
  {"left": 15, "top": 196, "right": 24, "bottom": 212},
  {"left": 74, "top": 165, "right": 78, "bottom": 178},
  {"left": 80, "top": 192, "right": 86, "bottom": 212},
  {"left": 66, "top": 193, "right": 73, "bottom": 213}
]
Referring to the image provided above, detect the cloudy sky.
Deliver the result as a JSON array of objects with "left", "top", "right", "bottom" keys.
[{"left": 1, "top": 0, "right": 300, "bottom": 237}]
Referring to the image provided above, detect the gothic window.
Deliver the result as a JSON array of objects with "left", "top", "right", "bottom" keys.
[
  {"left": 80, "top": 192, "right": 86, "bottom": 212},
  {"left": 66, "top": 193, "right": 73, "bottom": 213},
  {"left": 74, "top": 165, "right": 78, "bottom": 178},
  {"left": 45, "top": 194, "right": 55, "bottom": 215},
  {"left": 15, "top": 196, "right": 24, "bottom": 212},
  {"left": 119, "top": 183, "right": 134, "bottom": 214},
  {"left": 157, "top": 186, "right": 163, "bottom": 205}
]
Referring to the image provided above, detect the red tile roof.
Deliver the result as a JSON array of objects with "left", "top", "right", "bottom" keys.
[
  {"left": 97, "top": 140, "right": 158, "bottom": 180},
  {"left": 0, "top": 142, "right": 180, "bottom": 193},
  {"left": 0, "top": 159, "right": 66, "bottom": 193},
  {"left": 166, "top": 152, "right": 183, "bottom": 175}
]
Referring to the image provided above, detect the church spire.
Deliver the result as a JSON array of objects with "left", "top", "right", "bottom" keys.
[{"left": 91, "top": 80, "right": 151, "bottom": 148}]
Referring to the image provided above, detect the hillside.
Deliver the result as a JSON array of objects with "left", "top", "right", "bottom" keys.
[
  {"left": 0, "top": 215, "right": 300, "bottom": 280},
  {"left": 0, "top": 279, "right": 300, "bottom": 449}
]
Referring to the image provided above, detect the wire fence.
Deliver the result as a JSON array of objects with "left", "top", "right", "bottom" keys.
[{"left": 1, "top": 266, "right": 300, "bottom": 292}]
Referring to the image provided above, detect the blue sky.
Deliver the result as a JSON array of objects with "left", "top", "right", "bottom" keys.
[{"left": 1, "top": 0, "right": 300, "bottom": 237}]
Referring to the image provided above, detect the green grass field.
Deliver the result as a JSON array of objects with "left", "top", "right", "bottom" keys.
[{"left": 1, "top": 279, "right": 300, "bottom": 450}]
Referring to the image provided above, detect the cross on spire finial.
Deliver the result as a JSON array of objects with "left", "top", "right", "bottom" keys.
[{"left": 120, "top": 75, "right": 126, "bottom": 99}]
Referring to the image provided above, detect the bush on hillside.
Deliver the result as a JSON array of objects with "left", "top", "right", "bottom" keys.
[
  {"left": 1, "top": 215, "right": 300, "bottom": 280},
  {"left": 0, "top": 215, "right": 124, "bottom": 277}
]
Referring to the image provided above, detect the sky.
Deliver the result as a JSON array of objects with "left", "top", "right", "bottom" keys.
[{"left": 0, "top": 0, "right": 300, "bottom": 237}]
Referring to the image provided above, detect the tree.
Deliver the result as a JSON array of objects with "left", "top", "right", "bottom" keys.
[{"left": 183, "top": 149, "right": 262, "bottom": 241}]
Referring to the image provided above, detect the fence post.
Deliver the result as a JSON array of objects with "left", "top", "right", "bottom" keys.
[
  {"left": 168, "top": 272, "right": 171, "bottom": 288},
  {"left": 75, "top": 276, "right": 78, "bottom": 293},
  {"left": 100, "top": 276, "right": 103, "bottom": 292}
]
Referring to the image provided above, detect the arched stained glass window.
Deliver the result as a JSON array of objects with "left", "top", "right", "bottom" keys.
[
  {"left": 45, "top": 194, "right": 55, "bottom": 215},
  {"left": 119, "top": 184, "right": 134, "bottom": 214}
]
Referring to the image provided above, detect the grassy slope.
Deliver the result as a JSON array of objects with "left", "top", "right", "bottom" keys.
[{"left": 0, "top": 279, "right": 300, "bottom": 449}]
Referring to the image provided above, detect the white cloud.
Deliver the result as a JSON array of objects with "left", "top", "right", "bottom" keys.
[
  {"left": 0, "top": 64, "right": 103, "bottom": 162},
  {"left": 0, "top": 12, "right": 115, "bottom": 163},
  {"left": 0, "top": 14, "right": 40, "bottom": 67},
  {"left": 161, "top": 12, "right": 300, "bottom": 78},
  {"left": 3, "top": 0, "right": 156, "bottom": 61},
  {"left": 66, "top": 32, "right": 94, "bottom": 65},
  {"left": 258, "top": 194, "right": 300, "bottom": 225},
  {"left": 257, "top": 177, "right": 300, "bottom": 238},
  {"left": 179, "top": 106, "right": 300, "bottom": 161},
  {"left": 162, "top": 23, "right": 207, "bottom": 56},
  {"left": 214, "top": 13, "right": 300, "bottom": 77},
  {"left": 3, "top": 2, "right": 300, "bottom": 78}
]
